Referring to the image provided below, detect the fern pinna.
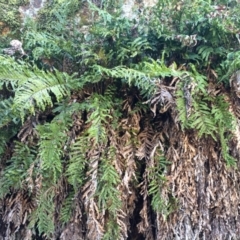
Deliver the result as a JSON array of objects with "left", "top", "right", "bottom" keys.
[{"left": 0, "top": 0, "right": 240, "bottom": 239}]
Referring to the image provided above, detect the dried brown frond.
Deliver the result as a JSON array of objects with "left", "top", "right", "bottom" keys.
[
  {"left": 145, "top": 84, "right": 174, "bottom": 117},
  {"left": 18, "top": 116, "right": 38, "bottom": 143},
  {"left": 137, "top": 170, "right": 154, "bottom": 240},
  {"left": 60, "top": 222, "right": 84, "bottom": 240},
  {"left": 136, "top": 119, "right": 155, "bottom": 160},
  {"left": 2, "top": 191, "right": 35, "bottom": 236},
  {"left": 81, "top": 147, "right": 104, "bottom": 239}
]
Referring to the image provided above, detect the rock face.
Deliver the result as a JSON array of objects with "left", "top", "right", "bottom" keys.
[
  {"left": 0, "top": 0, "right": 47, "bottom": 36},
  {"left": 3, "top": 40, "right": 26, "bottom": 56},
  {"left": 19, "top": 0, "right": 47, "bottom": 20},
  {"left": 0, "top": 2, "right": 21, "bottom": 35},
  {"left": 143, "top": 0, "right": 157, "bottom": 7},
  {"left": 122, "top": 0, "right": 157, "bottom": 18},
  {"left": 1, "top": 0, "right": 157, "bottom": 36}
]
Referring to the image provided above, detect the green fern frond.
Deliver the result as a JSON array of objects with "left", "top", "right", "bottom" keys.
[
  {"left": 0, "top": 97, "right": 20, "bottom": 128},
  {"left": 97, "top": 148, "right": 121, "bottom": 216},
  {"left": 148, "top": 148, "right": 173, "bottom": 217},
  {"left": 29, "top": 191, "right": 55, "bottom": 237},
  {"left": 212, "top": 96, "right": 235, "bottom": 130},
  {"left": 176, "top": 67, "right": 209, "bottom": 130},
  {"left": 102, "top": 217, "right": 120, "bottom": 240},
  {"left": 37, "top": 122, "right": 67, "bottom": 183},
  {"left": 189, "top": 98, "right": 217, "bottom": 139},
  {"left": 197, "top": 45, "right": 213, "bottom": 62},
  {"left": 188, "top": 64, "right": 208, "bottom": 94},
  {"left": 0, "top": 56, "right": 30, "bottom": 88},
  {"left": 24, "top": 31, "right": 62, "bottom": 60},
  {"left": 86, "top": 93, "right": 115, "bottom": 144},
  {"left": 219, "top": 51, "right": 240, "bottom": 82},
  {"left": 14, "top": 69, "right": 71, "bottom": 119},
  {"left": 66, "top": 136, "right": 88, "bottom": 191},
  {"left": 0, "top": 142, "right": 36, "bottom": 197},
  {"left": 94, "top": 59, "right": 183, "bottom": 97},
  {"left": 60, "top": 191, "right": 74, "bottom": 224},
  {"left": 212, "top": 96, "right": 236, "bottom": 166},
  {"left": 88, "top": 1, "right": 113, "bottom": 24},
  {"left": 219, "top": 127, "right": 236, "bottom": 167}
]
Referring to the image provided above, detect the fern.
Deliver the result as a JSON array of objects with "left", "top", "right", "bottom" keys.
[
  {"left": 86, "top": 88, "right": 118, "bottom": 144},
  {"left": 102, "top": 217, "right": 120, "bottom": 240},
  {"left": 176, "top": 81, "right": 190, "bottom": 128},
  {"left": 197, "top": 45, "right": 214, "bottom": 62},
  {"left": 0, "top": 97, "right": 19, "bottom": 127},
  {"left": 66, "top": 136, "right": 88, "bottom": 191},
  {"left": 0, "top": 57, "right": 76, "bottom": 120},
  {"left": 189, "top": 97, "right": 217, "bottom": 139},
  {"left": 24, "top": 31, "right": 62, "bottom": 60},
  {"left": 29, "top": 191, "right": 55, "bottom": 237},
  {"left": 176, "top": 66, "right": 211, "bottom": 133},
  {"left": 14, "top": 69, "right": 73, "bottom": 119},
  {"left": 219, "top": 128, "right": 236, "bottom": 166},
  {"left": 59, "top": 191, "right": 74, "bottom": 224},
  {"left": 1, "top": 0, "right": 240, "bottom": 238},
  {"left": 0, "top": 56, "right": 30, "bottom": 89},
  {"left": 97, "top": 150, "right": 121, "bottom": 215},
  {"left": 0, "top": 97, "right": 20, "bottom": 152},
  {"left": 148, "top": 148, "right": 174, "bottom": 218},
  {"left": 0, "top": 142, "right": 36, "bottom": 197},
  {"left": 94, "top": 59, "right": 182, "bottom": 96},
  {"left": 97, "top": 148, "right": 122, "bottom": 239},
  {"left": 37, "top": 122, "right": 67, "bottom": 183},
  {"left": 212, "top": 96, "right": 236, "bottom": 166},
  {"left": 219, "top": 50, "right": 240, "bottom": 83},
  {"left": 212, "top": 96, "right": 235, "bottom": 131}
]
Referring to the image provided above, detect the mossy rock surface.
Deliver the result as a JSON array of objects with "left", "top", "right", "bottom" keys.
[{"left": 0, "top": 1, "right": 29, "bottom": 35}]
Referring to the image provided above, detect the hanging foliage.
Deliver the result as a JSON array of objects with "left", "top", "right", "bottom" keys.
[{"left": 1, "top": 0, "right": 240, "bottom": 239}]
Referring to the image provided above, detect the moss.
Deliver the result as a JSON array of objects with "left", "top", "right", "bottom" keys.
[
  {"left": 0, "top": 1, "right": 30, "bottom": 35},
  {"left": 6, "top": 0, "right": 29, "bottom": 5}
]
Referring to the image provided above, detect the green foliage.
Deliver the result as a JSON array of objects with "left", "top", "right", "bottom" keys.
[
  {"left": 148, "top": 149, "right": 176, "bottom": 219},
  {"left": 86, "top": 86, "right": 120, "bottom": 144},
  {"left": 0, "top": 56, "right": 29, "bottom": 88},
  {"left": 0, "top": 142, "right": 36, "bottom": 197},
  {"left": 24, "top": 31, "right": 63, "bottom": 60},
  {"left": 220, "top": 50, "right": 240, "bottom": 83},
  {"left": 190, "top": 97, "right": 217, "bottom": 139},
  {"left": 86, "top": 94, "right": 110, "bottom": 144},
  {"left": 59, "top": 191, "right": 74, "bottom": 224},
  {"left": 66, "top": 136, "right": 88, "bottom": 190},
  {"left": 0, "top": 56, "right": 77, "bottom": 120},
  {"left": 212, "top": 96, "right": 236, "bottom": 166},
  {"left": 97, "top": 148, "right": 121, "bottom": 239},
  {"left": 1, "top": 0, "right": 240, "bottom": 238},
  {"left": 37, "top": 0, "right": 80, "bottom": 34},
  {"left": 29, "top": 191, "right": 55, "bottom": 237},
  {"left": 0, "top": 97, "right": 19, "bottom": 128},
  {"left": 97, "top": 149, "right": 121, "bottom": 216},
  {"left": 94, "top": 58, "right": 182, "bottom": 97},
  {"left": 14, "top": 69, "right": 72, "bottom": 119},
  {"left": 0, "top": 97, "right": 20, "bottom": 153},
  {"left": 176, "top": 66, "right": 235, "bottom": 165},
  {"left": 37, "top": 122, "right": 67, "bottom": 183},
  {"left": 0, "top": 1, "right": 26, "bottom": 30},
  {"left": 102, "top": 216, "right": 120, "bottom": 240}
]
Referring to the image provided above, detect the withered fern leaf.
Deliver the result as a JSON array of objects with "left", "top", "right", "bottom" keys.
[{"left": 1, "top": 0, "right": 240, "bottom": 239}]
